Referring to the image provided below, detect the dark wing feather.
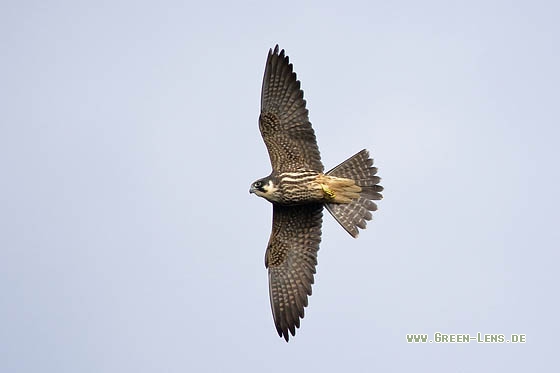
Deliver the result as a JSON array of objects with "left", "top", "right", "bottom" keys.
[
  {"left": 259, "top": 45, "right": 323, "bottom": 173},
  {"left": 265, "top": 204, "right": 323, "bottom": 341}
]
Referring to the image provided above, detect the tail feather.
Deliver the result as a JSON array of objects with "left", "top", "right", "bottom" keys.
[
  {"left": 360, "top": 185, "right": 384, "bottom": 200},
  {"left": 325, "top": 149, "right": 383, "bottom": 238}
]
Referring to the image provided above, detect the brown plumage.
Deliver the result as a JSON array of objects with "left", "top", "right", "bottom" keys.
[
  {"left": 265, "top": 204, "right": 322, "bottom": 340},
  {"left": 250, "top": 45, "right": 383, "bottom": 341},
  {"left": 259, "top": 47, "right": 323, "bottom": 173}
]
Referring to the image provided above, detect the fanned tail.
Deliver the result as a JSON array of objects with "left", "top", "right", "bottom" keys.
[{"left": 325, "top": 149, "right": 383, "bottom": 237}]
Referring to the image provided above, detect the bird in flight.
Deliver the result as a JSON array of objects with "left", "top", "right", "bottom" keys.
[{"left": 250, "top": 45, "right": 383, "bottom": 341}]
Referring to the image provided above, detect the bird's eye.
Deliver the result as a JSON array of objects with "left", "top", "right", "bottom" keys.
[{"left": 254, "top": 181, "right": 262, "bottom": 188}]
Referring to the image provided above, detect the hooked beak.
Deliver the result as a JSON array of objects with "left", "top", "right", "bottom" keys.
[{"left": 249, "top": 186, "right": 255, "bottom": 194}]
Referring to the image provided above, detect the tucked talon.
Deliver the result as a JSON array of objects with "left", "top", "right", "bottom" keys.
[{"left": 321, "top": 184, "right": 336, "bottom": 200}]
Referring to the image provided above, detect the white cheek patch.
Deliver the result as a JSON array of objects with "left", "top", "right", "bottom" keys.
[{"left": 264, "top": 180, "right": 278, "bottom": 195}]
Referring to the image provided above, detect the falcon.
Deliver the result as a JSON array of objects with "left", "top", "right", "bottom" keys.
[{"left": 250, "top": 45, "right": 383, "bottom": 341}]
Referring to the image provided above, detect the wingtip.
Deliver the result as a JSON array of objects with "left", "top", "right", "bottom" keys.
[
  {"left": 270, "top": 44, "right": 287, "bottom": 59},
  {"left": 277, "top": 326, "right": 290, "bottom": 342}
]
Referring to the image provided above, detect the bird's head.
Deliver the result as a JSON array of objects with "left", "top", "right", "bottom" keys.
[{"left": 249, "top": 177, "right": 278, "bottom": 200}]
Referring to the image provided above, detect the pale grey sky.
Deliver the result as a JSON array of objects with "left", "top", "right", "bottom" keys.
[{"left": 2, "top": 1, "right": 559, "bottom": 372}]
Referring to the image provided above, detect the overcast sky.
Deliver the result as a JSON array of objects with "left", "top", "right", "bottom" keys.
[{"left": 2, "top": 1, "right": 559, "bottom": 372}]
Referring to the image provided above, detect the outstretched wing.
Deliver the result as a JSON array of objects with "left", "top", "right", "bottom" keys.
[
  {"left": 265, "top": 204, "right": 323, "bottom": 341},
  {"left": 259, "top": 45, "right": 323, "bottom": 173}
]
